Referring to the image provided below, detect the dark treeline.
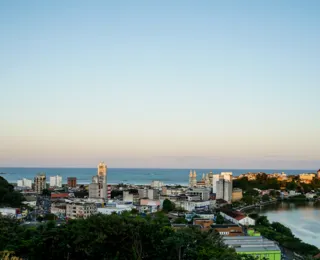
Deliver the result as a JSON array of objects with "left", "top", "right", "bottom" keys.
[
  {"left": 0, "top": 176, "right": 24, "bottom": 207},
  {"left": 249, "top": 214, "right": 320, "bottom": 257},
  {"left": 233, "top": 173, "right": 320, "bottom": 193},
  {"left": 0, "top": 213, "right": 260, "bottom": 260}
]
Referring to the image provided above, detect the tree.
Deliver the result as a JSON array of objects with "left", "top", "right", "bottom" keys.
[
  {"left": 162, "top": 199, "right": 175, "bottom": 213},
  {"left": 256, "top": 216, "right": 270, "bottom": 227},
  {"left": 42, "top": 189, "right": 51, "bottom": 196},
  {"left": 173, "top": 217, "right": 188, "bottom": 224},
  {"left": 130, "top": 208, "right": 139, "bottom": 215},
  {"left": 215, "top": 213, "right": 224, "bottom": 224},
  {"left": 0, "top": 176, "right": 24, "bottom": 207},
  {"left": 261, "top": 194, "right": 270, "bottom": 202}
]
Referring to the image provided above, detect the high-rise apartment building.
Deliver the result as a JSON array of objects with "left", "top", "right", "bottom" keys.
[
  {"left": 50, "top": 175, "right": 62, "bottom": 188},
  {"left": 216, "top": 172, "right": 233, "bottom": 202},
  {"left": 17, "top": 178, "right": 32, "bottom": 188},
  {"left": 67, "top": 177, "right": 77, "bottom": 188},
  {"left": 89, "top": 162, "right": 107, "bottom": 199},
  {"left": 34, "top": 173, "right": 46, "bottom": 194},
  {"left": 212, "top": 174, "right": 220, "bottom": 194}
]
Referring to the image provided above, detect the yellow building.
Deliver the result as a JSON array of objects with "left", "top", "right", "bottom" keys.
[
  {"left": 232, "top": 188, "right": 243, "bottom": 202},
  {"left": 299, "top": 173, "right": 315, "bottom": 183}
]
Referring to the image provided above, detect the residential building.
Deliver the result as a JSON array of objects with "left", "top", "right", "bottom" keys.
[
  {"left": 212, "top": 174, "right": 220, "bottom": 194},
  {"left": 214, "top": 225, "right": 244, "bottom": 237},
  {"left": 97, "top": 203, "right": 134, "bottom": 215},
  {"left": 34, "top": 173, "right": 46, "bottom": 194},
  {"left": 151, "top": 180, "right": 164, "bottom": 189},
  {"left": 223, "top": 236, "right": 281, "bottom": 260},
  {"left": 299, "top": 173, "right": 315, "bottom": 183},
  {"left": 193, "top": 218, "right": 214, "bottom": 231},
  {"left": 50, "top": 175, "right": 62, "bottom": 188},
  {"left": 67, "top": 177, "right": 77, "bottom": 188},
  {"left": 232, "top": 188, "right": 243, "bottom": 202},
  {"left": 140, "top": 199, "right": 161, "bottom": 207},
  {"left": 216, "top": 174, "right": 232, "bottom": 203},
  {"left": 220, "top": 210, "right": 255, "bottom": 226},
  {"left": 51, "top": 203, "right": 67, "bottom": 216},
  {"left": 66, "top": 202, "right": 97, "bottom": 219},
  {"left": 161, "top": 186, "right": 185, "bottom": 196},
  {"left": 186, "top": 188, "right": 210, "bottom": 201},
  {"left": 89, "top": 162, "right": 107, "bottom": 199},
  {"left": 123, "top": 191, "right": 134, "bottom": 202},
  {"left": 17, "top": 178, "right": 32, "bottom": 188},
  {"left": 175, "top": 200, "right": 211, "bottom": 212},
  {"left": 317, "top": 169, "right": 320, "bottom": 179}
]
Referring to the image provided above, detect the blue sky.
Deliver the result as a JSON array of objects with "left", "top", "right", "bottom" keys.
[{"left": 0, "top": 1, "right": 319, "bottom": 168}]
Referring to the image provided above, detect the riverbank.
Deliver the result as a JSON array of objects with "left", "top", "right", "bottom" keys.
[{"left": 249, "top": 201, "right": 320, "bottom": 250}]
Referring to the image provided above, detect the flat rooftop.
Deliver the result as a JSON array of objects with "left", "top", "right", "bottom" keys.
[
  {"left": 236, "top": 246, "right": 280, "bottom": 253},
  {"left": 223, "top": 236, "right": 280, "bottom": 252}
]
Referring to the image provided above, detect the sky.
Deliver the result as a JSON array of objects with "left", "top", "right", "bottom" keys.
[{"left": 0, "top": 1, "right": 320, "bottom": 169}]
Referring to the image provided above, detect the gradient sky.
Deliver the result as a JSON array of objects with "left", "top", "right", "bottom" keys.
[{"left": 1, "top": 1, "right": 320, "bottom": 168}]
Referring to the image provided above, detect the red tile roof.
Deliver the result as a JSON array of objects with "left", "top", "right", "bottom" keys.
[{"left": 51, "top": 193, "right": 69, "bottom": 198}]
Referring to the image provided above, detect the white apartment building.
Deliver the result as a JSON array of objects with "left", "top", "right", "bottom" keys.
[
  {"left": 17, "top": 178, "right": 32, "bottom": 188},
  {"left": 50, "top": 175, "right": 62, "bottom": 188},
  {"left": 186, "top": 188, "right": 210, "bottom": 201},
  {"left": 138, "top": 188, "right": 159, "bottom": 200},
  {"left": 175, "top": 200, "right": 211, "bottom": 212},
  {"left": 66, "top": 202, "right": 97, "bottom": 219},
  {"left": 212, "top": 174, "right": 220, "bottom": 194},
  {"left": 97, "top": 203, "right": 134, "bottom": 215},
  {"left": 216, "top": 172, "right": 233, "bottom": 202},
  {"left": 151, "top": 180, "right": 164, "bottom": 189}
]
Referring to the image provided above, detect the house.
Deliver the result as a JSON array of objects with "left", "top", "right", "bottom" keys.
[
  {"left": 220, "top": 210, "right": 255, "bottom": 226},
  {"left": 193, "top": 218, "right": 214, "bottom": 231},
  {"left": 214, "top": 225, "right": 244, "bottom": 236}
]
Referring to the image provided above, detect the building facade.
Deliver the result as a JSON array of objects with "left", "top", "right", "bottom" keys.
[
  {"left": 151, "top": 180, "right": 164, "bottom": 189},
  {"left": 17, "top": 178, "right": 32, "bottom": 188},
  {"left": 34, "top": 173, "right": 46, "bottom": 194},
  {"left": 50, "top": 175, "right": 62, "bottom": 188},
  {"left": 232, "top": 188, "right": 243, "bottom": 202},
  {"left": 67, "top": 177, "right": 77, "bottom": 188},
  {"left": 186, "top": 188, "right": 210, "bottom": 201},
  {"left": 66, "top": 202, "right": 97, "bottom": 219},
  {"left": 89, "top": 162, "right": 107, "bottom": 199},
  {"left": 216, "top": 173, "right": 233, "bottom": 202}
]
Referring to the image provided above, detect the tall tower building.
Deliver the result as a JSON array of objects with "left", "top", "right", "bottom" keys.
[
  {"left": 212, "top": 174, "right": 220, "bottom": 194},
  {"left": 89, "top": 162, "right": 108, "bottom": 199},
  {"left": 34, "top": 173, "right": 46, "bottom": 194},
  {"left": 189, "top": 170, "right": 193, "bottom": 187},
  {"left": 215, "top": 172, "right": 233, "bottom": 202},
  {"left": 192, "top": 170, "right": 197, "bottom": 186}
]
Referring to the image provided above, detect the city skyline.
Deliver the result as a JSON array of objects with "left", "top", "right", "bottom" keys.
[{"left": 1, "top": 1, "right": 320, "bottom": 168}]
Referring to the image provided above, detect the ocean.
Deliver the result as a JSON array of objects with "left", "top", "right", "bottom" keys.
[{"left": 0, "top": 167, "right": 315, "bottom": 185}]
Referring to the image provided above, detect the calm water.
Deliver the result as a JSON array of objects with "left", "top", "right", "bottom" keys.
[
  {"left": 257, "top": 202, "right": 320, "bottom": 248},
  {"left": 0, "top": 167, "right": 314, "bottom": 185}
]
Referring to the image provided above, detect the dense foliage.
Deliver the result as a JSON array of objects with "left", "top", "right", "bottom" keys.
[
  {"left": 254, "top": 215, "right": 319, "bottom": 257},
  {"left": 0, "top": 213, "right": 260, "bottom": 260},
  {"left": 234, "top": 173, "right": 320, "bottom": 193},
  {"left": 0, "top": 176, "right": 24, "bottom": 207}
]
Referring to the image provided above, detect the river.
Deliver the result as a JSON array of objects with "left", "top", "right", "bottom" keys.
[{"left": 255, "top": 201, "right": 320, "bottom": 248}]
